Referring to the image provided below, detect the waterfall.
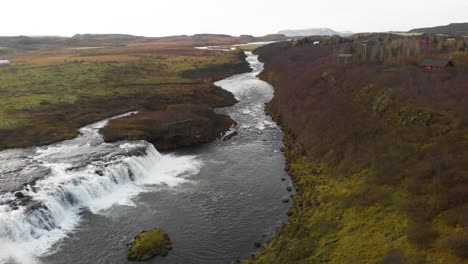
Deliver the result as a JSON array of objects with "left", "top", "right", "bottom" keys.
[{"left": 0, "top": 113, "right": 202, "bottom": 262}]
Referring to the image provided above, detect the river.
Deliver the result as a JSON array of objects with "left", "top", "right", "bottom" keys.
[{"left": 0, "top": 52, "right": 291, "bottom": 264}]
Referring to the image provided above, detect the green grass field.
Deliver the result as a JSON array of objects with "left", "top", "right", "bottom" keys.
[{"left": 234, "top": 44, "right": 268, "bottom": 51}]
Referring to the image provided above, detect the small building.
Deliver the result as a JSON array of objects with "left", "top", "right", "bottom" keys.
[
  {"left": 419, "top": 59, "right": 454, "bottom": 70},
  {"left": 0, "top": 60, "right": 10, "bottom": 66}
]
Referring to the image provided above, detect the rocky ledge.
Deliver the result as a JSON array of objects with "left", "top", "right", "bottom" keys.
[
  {"left": 100, "top": 104, "right": 235, "bottom": 151},
  {"left": 127, "top": 229, "right": 172, "bottom": 261}
]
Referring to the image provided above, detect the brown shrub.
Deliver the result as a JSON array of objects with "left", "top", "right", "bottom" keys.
[
  {"left": 441, "top": 205, "right": 468, "bottom": 228},
  {"left": 407, "top": 222, "right": 439, "bottom": 248},
  {"left": 348, "top": 184, "right": 391, "bottom": 207},
  {"left": 377, "top": 249, "right": 407, "bottom": 264},
  {"left": 399, "top": 197, "right": 438, "bottom": 222},
  {"left": 439, "top": 232, "right": 468, "bottom": 258}
]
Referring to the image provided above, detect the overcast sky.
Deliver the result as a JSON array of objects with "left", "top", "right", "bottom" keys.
[{"left": 1, "top": 0, "right": 466, "bottom": 37}]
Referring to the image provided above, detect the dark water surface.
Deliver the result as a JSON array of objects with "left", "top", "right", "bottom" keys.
[{"left": 1, "top": 52, "right": 291, "bottom": 264}]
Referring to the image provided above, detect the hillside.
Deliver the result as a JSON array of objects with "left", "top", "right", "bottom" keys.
[
  {"left": 278, "top": 28, "right": 353, "bottom": 37},
  {"left": 243, "top": 34, "right": 468, "bottom": 263},
  {"left": 409, "top": 23, "right": 468, "bottom": 36}
]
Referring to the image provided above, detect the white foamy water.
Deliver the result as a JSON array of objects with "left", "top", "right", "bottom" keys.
[
  {"left": 215, "top": 52, "right": 276, "bottom": 134},
  {"left": 0, "top": 240, "right": 41, "bottom": 264},
  {"left": 0, "top": 112, "right": 202, "bottom": 264}
]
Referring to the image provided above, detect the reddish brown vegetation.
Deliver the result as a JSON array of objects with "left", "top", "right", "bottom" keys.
[{"left": 252, "top": 33, "right": 467, "bottom": 262}]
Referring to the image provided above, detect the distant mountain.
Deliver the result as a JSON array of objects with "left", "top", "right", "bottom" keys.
[
  {"left": 71, "top": 34, "right": 143, "bottom": 41},
  {"left": 409, "top": 23, "right": 468, "bottom": 36},
  {"left": 339, "top": 30, "right": 354, "bottom": 36},
  {"left": 278, "top": 28, "right": 353, "bottom": 37}
]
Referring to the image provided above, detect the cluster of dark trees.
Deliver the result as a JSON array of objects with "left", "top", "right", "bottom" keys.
[{"left": 289, "top": 33, "right": 466, "bottom": 65}]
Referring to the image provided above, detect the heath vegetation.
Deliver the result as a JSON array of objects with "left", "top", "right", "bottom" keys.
[{"left": 244, "top": 33, "right": 467, "bottom": 263}]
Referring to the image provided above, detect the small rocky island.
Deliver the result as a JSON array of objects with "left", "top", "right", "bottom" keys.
[{"left": 127, "top": 229, "right": 173, "bottom": 261}]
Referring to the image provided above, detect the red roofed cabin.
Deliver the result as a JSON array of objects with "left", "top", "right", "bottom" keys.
[{"left": 419, "top": 59, "right": 454, "bottom": 70}]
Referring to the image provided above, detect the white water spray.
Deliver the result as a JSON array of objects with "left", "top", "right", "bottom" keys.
[{"left": 0, "top": 113, "right": 202, "bottom": 263}]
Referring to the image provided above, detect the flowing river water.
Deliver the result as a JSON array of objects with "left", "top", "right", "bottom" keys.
[{"left": 0, "top": 52, "right": 291, "bottom": 264}]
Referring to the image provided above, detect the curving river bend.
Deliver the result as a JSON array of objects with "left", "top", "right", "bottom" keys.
[{"left": 0, "top": 52, "right": 291, "bottom": 264}]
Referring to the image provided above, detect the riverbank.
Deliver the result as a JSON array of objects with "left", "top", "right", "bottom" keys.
[
  {"left": 244, "top": 35, "right": 467, "bottom": 263},
  {"left": 0, "top": 35, "right": 253, "bottom": 150}
]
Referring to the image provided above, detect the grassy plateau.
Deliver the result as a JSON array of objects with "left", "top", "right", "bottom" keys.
[{"left": 0, "top": 34, "right": 259, "bottom": 149}]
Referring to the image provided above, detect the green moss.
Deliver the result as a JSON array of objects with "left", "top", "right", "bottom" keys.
[
  {"left": 127, "top": 229, "right": 172, "bottom": 261},
  {"left": 372, "top": 89, "right": 392, "bottom": 114}
]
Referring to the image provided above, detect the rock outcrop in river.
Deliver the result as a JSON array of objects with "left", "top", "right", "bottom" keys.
[
  {"left": 100, "top": 103, "right": 235, "bottom": 150},
  {"left": 127, "top": 229, "right": 172, "bottom": 261}
]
